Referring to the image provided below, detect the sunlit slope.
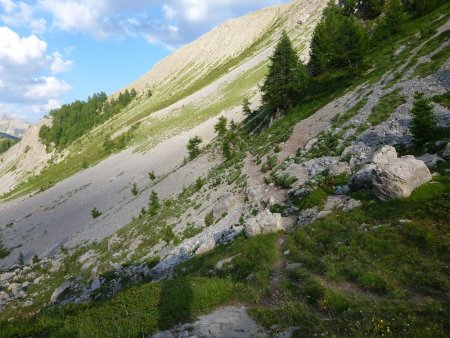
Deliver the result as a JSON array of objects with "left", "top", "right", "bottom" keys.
[{"left": 0, "top": 0, "right": 327, "bottom": 199}]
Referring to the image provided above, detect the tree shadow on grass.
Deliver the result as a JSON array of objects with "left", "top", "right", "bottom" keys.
[{"left": 158, "top": 278, "right": 194, "bottom": 331}]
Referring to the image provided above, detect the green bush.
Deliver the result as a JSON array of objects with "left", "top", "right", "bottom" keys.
[{"left": 0, "top": 137, "right": 18, "bottom": 155}]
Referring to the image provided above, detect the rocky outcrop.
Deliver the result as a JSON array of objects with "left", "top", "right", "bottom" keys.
[
  {"left": 417, "top": 153, "right": 444, "bottom": 168},
  {"left": 350, "top": 146, "right": 432, "bottom": 200},
  {"left": 244, "top": 210, "right": 284, "bottom": 237},
  {"left": 212, "top": 193, "right": 236, "bottom": 218},
  {"left": 328, "top": 162, "right": 352, "bottom": 176}
]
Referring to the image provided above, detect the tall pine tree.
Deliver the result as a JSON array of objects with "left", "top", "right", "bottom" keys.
[
  {"left": 309, "top": 4, "right": 367, "bottom": 76},
  {"left": 261, "top": 31, "right": 307, "bottom": 114}
]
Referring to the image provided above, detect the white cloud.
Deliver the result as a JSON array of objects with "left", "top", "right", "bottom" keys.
[
  {"left": 49, "top": 51, "right": 73, "bottom": 73},
  {"left": 0, "top": 1, "right": 47, "bottom": 34},
  {"left": 39, "top": 0, "right": 106, "bottom": 35},
  {"left": 0, "top": 26, "right": 47, "bottom": 65},
  {"left": 25, "top": 76, "right": 71, "bottom": 99},
  {"left": 0, "top": 26, "right": 72, "bottom": 120}
]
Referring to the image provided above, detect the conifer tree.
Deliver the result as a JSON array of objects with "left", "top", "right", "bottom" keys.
[
  {"left": 309, "top": 4, "right": 367, "bottom": 75},
  {"left": 261, "top": 31, "right": 306, "bottom": 113},
  {"left": 411, "top": 92, "right": 436, "bottom": 146},
  {"left": 149, "top": 191, "right": 160, "bottom": 216},
  {"left": 214, "top": 116, "right": 228, "bottom": 137},
  {"left": 242, "top": 98, "right": 252, "bottom": 116},
  {"left": 187, "top": 136, "right": 202, "bottom": 159},
  {"left": 379, "top": 0, "right": 405, "bottom": 37}
]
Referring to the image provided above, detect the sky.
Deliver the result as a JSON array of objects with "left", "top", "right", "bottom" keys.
[{"left": 0, "top": 0, "right": 290, "bottom": 123}]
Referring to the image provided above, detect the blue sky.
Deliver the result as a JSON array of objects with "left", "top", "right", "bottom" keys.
[{"left": 0, "top": 0, "right": 289, "bottom": 122}]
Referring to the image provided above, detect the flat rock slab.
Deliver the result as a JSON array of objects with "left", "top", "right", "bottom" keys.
[{"left": 151, "top": 306, "right": 267, "bottom": 338}]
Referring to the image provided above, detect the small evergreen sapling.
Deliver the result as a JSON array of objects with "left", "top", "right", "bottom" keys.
[
  {"left": 149, "top": 191, "right": 160, "bottom": 216},
  {"left": 131, "top": 182, "right": 138, "bottom": 196},
  {"left": 148, "top": 171, "right": 156, "bottom": 181},
  {"left": 214, "top": 116, "right": 228, "bottom": 137},
  {"left": 187, "top": 136, "right": 203, "bottom": 159},
  {"left": 411, "top": 92, "right": 436, "bottom": 146},
  {"left": 91, "top": 208, "right": 102, "bottom": 219}
]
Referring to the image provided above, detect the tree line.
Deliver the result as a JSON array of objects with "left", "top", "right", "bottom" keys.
[
  {"left": 39, "top": 89, "right": 137, "bottom": 149},
  {"left": 245, "top": 0, "right": 446, "bottom": 130}
]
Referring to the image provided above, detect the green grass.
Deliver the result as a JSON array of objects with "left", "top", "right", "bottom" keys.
[
  {"left": 0, "top": 137, "right": 18, "bottom": 155},
  {"left": 252, "top": 175, "right": 450, "bottom": 337},
  {"left": 0, "top": 236, "right": 10, "bottom": 259},
  {"left": 414, "top": 43, "right": 450, "bottom": 78},
  {"left": 368, "top": 89, "right": 407, "bottom": 126},
  {"left": 291, "top": 188, "right": 328, "bottom": 211},
  {"left": 432, "top": 91, "right": 450, "bottom": 109},
  {"left": 332, "top": 97, "right": 368, "bottom": 128},
  {"left": 1, "top": 233, "right": 279, "bottom": 337},
  {"left": 1, "top": 277, "right": 238, "bottom": 338},
  {"left": 2, "top": 4, "right": 450, "bottom": 337}
]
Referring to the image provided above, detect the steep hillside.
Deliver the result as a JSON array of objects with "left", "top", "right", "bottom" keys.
[
  {"left": 0, "top": 1, "right": 449, "bottom": 337},
  {"left": 0, "top": 0, "right": 328, "bottom": 268},
  {"left": 0, "top": 0, "right": 326, "bottom": 199}
]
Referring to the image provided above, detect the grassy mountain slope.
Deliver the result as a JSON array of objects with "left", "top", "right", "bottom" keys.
[
  {"left": 0, "top": 0, "right": 326, "bottom": 200},
  {"left": 0, "top": 1, "right": 449, "bottom": 337}
]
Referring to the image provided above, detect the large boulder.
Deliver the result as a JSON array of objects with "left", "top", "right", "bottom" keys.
[
  {"left": 349, "top": 164, "right": 376, "bottom": 190},
  {"left": 371, "top": 145, "right": 397, "bottom": 164},
  {"left": 349, "top": 146, "right": 432, "bottom": 200},
  {"left": 244, "top": 210, "right": 284, "bottom": 237},
  {"left": 372, "top": 155, "right": 431, "bottom": 200}
]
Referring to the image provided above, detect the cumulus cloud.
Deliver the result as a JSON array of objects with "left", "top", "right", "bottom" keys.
[
  {"left": 24, "top": 76, "right": 71, "bottom": 99},
  {"left": 0, "top": 26, "right": 47, "bottom": 65},
  {"left": 49, "top": 51, "right": 73, "bottom": 73},
  {"left": 0, "top": 26, "right": 72, "bottom": 120},
  {"left": 0, "top": 0, "right": 47, "bottom": 34}
]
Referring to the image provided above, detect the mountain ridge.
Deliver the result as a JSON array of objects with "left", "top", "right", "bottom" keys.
[{"left": 0, "top": 113, "right": 30, "bottom": 138}]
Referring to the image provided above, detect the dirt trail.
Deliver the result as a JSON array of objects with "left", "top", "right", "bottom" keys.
[{"left": 280, "top": 89, "right": 362, "bottom": 160}]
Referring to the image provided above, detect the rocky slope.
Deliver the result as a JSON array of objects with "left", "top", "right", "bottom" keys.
[
  {"left": 0, "top": 1, "right": 449, "bottom": 337},
  {"left": 0, "top": 0, "right": 328, "bottom": 267}
]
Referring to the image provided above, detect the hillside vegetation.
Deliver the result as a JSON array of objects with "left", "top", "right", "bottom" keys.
[
  {"left": 0, "top": 137, "right": 18, "bottom": 155},
  {"left": 0, "top": 0, "right": 449, "bottom": 337}
]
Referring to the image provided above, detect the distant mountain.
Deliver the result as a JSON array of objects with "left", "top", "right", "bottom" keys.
[
  {"left": 0, "top": 113, "right": 31, "bottom": 138},
  {"left": 0, "top": 131, "right": 20, "bottom": 141}
]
